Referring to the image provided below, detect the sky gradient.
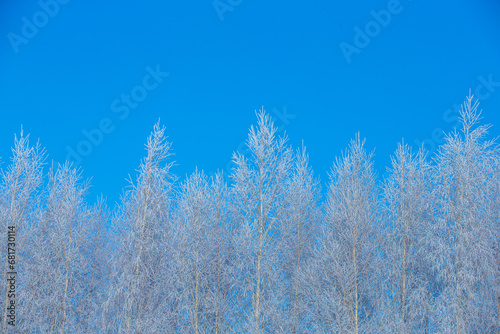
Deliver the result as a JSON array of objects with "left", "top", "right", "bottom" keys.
[{"left": 1, "top": 0, "right": 500, "bottom": 206}]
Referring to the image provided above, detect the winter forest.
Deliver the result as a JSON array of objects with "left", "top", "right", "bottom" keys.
[{"left": 1, "top": 95, "right": 500, "bottom": 333}]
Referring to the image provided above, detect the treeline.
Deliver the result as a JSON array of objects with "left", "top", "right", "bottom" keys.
[{"left": 1, "top": 95, "right": 499, "bottom": 333}]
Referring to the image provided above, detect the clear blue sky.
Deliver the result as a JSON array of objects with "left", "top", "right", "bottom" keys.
[{"left": 1, "top": 0, "right": 500, "bottom": 206}]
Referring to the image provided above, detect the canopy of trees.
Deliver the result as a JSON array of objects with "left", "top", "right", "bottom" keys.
[{"left": 1, "top": 95, "right": 499, "bottom": 333}]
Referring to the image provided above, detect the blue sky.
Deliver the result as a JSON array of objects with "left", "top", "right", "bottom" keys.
[{"left": 1, "top": 0, "right": 499, "bottom": 206}]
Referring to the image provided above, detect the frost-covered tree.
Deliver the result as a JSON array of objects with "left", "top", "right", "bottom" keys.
[
  {"left": 104, "top": 121, "right": 176, "bottom": 333},
  {"left": 231, "top": 110, "right": 293, "bottom": 333},
  {"left": 490, "top": 151, "right": 500, "bottom": 332},
  {"left": 430, "top": 95, "right": 499, "bottom": 333},
  {"left": 171, "top": 170, "right": 236, "bottom": 333},
  {"left": 0, "top": 131, "right": 44, "bottom": 332},
  {"left": 277, "top": 145, "right": 320, "bottom": 333},
  {"left": 380, "top": 142, "right": 434, "bottom": 333},
  {"left": 22, "top": 163, "right": 100, "bottom": 333},
  {"left": 78, "top": 197, "right": 110, "bottom": 333},
  {"left": 310, "top": 134, "right": 378, "bottom": 334}
]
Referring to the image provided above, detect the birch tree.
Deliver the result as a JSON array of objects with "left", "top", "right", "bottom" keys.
[
  {"left": 491, "top": 152, "right": 500, "bottom": 332},
  {"left": 78, "top": 197, "right": 110, "bottom": 333},
  {"left": 431, "top": 95, "right": 499, "bottom": 333},
  {"left": 380, "top": 142, "right": 433, "bottom": 333},
  {"left": 104, "top": 121, "right": 176, "bottom": 333},
  {"left": 171, "top": 170, "right": 236, "bottom": 333},
  {"left": 231, "top": 109, "right": 293, "bottom": 333},
  {"left": 277, "top": 145, "right": 320, "bottom": 333},
  {"left": 311, "top": 134, "right": 377, "bottom": 334},
  {"left": 0, "top": 131, "right": 44, "bottom": 332},
  {"left": 22, "top": 163, "right": 97, "bottom": 333}
]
